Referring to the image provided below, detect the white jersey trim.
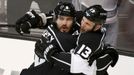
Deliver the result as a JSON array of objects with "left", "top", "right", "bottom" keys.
[
  {"left": 48, "top": 26, "right": 65, "bottom": 52},
  {"left": 51, "top": 56, "right": 71, "bottom": 66}
]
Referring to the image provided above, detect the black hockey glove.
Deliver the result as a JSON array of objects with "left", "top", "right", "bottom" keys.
[
  {"left": 88, "top": 46, "right": 119, "bottom": 67},
  {"left": 35, "top": 37, "right": 57, "bottom": 61},
  {"left": 15, "top": 10, "right": 43, "bottom": 34},
  {"left": 27, "top": 10, "right": 44, "bottom": 28},
  {"left": 104, "top": 47, "right": 119, "bottom": 67},
  {"left": 15, "top": 13, "right": 31, "bottom": 35}
]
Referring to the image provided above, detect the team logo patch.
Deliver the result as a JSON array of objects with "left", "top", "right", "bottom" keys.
[{"left": 42, "top": 30, "right": 54, "bottom": 42}]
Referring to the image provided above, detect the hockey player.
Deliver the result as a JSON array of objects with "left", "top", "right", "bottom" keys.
[
  {"left": 19, "top": 2, "right": 77, "bottom": 75},
  {"left": 35, "top": 5, "right": 118, "bottom": 75},
  {"left": 15, "top": 2, "right": 118, "bottom": 75},
  {"left": 72, "top": 0, "right": 121, "bottom": 48}
]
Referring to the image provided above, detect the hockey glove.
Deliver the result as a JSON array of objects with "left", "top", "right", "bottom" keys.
[
  {"left": 26, "top": 10, "right": 44, "bottom": 28},
  {"left": 35, "top": 37, "right": 57, "bottom": 61},
  {"left": 15, "top": 10, "right": 45, "bottom": 34},
  {"left": 88, "top": 46, "right": 119, "bottom": 67},
  {"left": 104, "top": 47, "right": 119, "bottom": 67},
  {"left": 15, "top": 13, "right": 31, "bottom": 35}
]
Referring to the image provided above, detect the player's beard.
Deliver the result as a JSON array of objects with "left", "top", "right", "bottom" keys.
[
  {"left": 60, "top": 25, "right": 70, "bottom": 32},
  {"left": 80, "top": 27, "right": 86, "bottom": 33}
]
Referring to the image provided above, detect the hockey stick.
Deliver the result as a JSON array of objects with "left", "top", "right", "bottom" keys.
[{"left": 0, "top": 24, "right": 16, "bottom": 27}]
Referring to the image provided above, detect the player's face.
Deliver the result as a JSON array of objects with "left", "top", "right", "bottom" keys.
[
  {"left": 80, "top": 17, "right": 101, "bottom": 32},
  {"left": 56, "top": 15, "right": 73, "bottom": 32},
  {"left": 80, "top": 17, "right": 95, "bottom": 32}
]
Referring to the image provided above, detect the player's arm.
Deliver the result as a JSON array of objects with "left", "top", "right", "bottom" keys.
[
  {"left": 41, "top": 41, "right": 118, "bottom": 75},
  {"left": 34, "top": 35, "right": 84, "bottom": 74},
  {"left": 15, "top": 10, "right": 53, "bottom": 35}
]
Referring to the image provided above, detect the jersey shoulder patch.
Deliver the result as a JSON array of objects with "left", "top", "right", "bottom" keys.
[{"left": 42, "top": 29, "right": 54, "bottom": 42}]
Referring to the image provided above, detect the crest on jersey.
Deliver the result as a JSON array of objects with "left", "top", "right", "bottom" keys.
[{"left": 42, "top": 30, "right": 54, "bottom": 42}]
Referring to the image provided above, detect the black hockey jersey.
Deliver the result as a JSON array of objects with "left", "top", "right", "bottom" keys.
[{"left": 41, "top": 24, "right": 77, "bottom": 53}]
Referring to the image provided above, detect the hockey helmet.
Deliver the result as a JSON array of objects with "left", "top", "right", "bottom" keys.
[
  {"left": 54, "top": 2, "right": 76, "bottom": 17},
  {"left": 84, "top": 5, "right": 107, "bottom": 24}
]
